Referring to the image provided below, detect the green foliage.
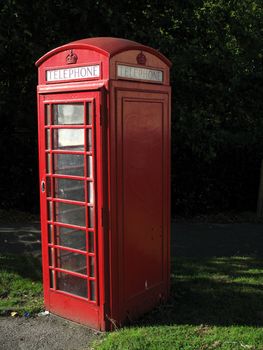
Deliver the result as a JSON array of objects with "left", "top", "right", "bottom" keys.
[{"left": 0, "top": 0, "right": 262, "bottom": 214}]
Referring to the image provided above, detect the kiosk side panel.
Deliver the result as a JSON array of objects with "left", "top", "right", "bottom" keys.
[{"left": 109, "top": 81, "right": 171, "bottom": 325}]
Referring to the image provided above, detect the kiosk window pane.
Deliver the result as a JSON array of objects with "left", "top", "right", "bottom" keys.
[
  {"left": 87, "top": 156, "right": 93, "bottom": 178},
  {"left": 45, "top": 105, "right": 51, "bottom": 125},
  {"left": 88, "top": 207, "right": 94, "bottom": 228},
  {"left": 87, "top": 129, "right": 92, "bottom": 151},
  {"left": 88, "top": 182, "right": 94, "bottom": 204},
  {"left": 47, "top": 201, "right": 53, "bottom": 221},
  {"left": 55, "top": 226, "right": 86, "bottom": 251},
  {"left": 90, "top": 280, "right": 95, "bottom": 301},
  {"left": 53, "top": 129, "right": 84, "bottom": 151},
  {"left": 53, "top": 154, "right": 84, "bottom": 177},
  {"left": 46, "top": 177, "right": 52, "bottom": 197},
  {"left": 56, "top": 249, "right": 86, "bottom": 274},
  {"left": 55, "top": 202, "right": 85, "bottom": 227},
  {"left": 48, "top": 224, "right": 53, "bottom": 243},
  {"left": 89, "top": 256, "right": 95, "bottom": 277},
  {"left": 53, "top": 104, "right": 84, "bottom": 125},
  {"left": 46, "top": 153, "right": 51, "bottom": 173},
  {"left": 86, "top": 103, "right": 92, "bottom": 125},
  {"left": 88, "top": 232, "right": 94, "bottom": 253},
  {"left": 48, "top": 247, "right": 54, "bottom": 267},
  {"left": 45, "top": 129, "right": 50, "bottom": 150},
  {"left": 49, "top": 270, "right": 54, "bottom": 289},
  {"left": 54, "top": 178, "right": 85, "bottom": 202},
  {"left": 57, "top": 272, "right": 87, "bottom": 298}
]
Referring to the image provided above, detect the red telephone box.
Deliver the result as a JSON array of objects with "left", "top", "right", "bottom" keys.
[{"left": 36, "top": 37, "right": 171, "bottom": 330}]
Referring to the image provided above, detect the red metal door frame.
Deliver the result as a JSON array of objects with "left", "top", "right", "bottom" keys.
[{"left": 37, "top": 89, "right": 106, "bottom": 330}]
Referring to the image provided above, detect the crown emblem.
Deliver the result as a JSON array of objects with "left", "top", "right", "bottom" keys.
[
  {"left": 66, "top": 50, "right": 78, "bottom": 64},
  {"left": 136, "top": 51, "right": 146, "bottom": 65}
]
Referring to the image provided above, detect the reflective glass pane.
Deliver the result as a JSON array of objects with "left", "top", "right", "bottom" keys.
[
  {"left": 53, "top": 129, "right": 84, "bottom": 151},
  {"left": 48, "top": 224, "right": 53, "bottom": 243},
  {"left": 49, "top": 269, "right": 54, "bottom": 289},
  {"left": 54, "top": 178, "right": 85, "bottom": 202},
  {"left": 48, "top": 201, "right": 53, "bottom": 221},
  {"left": 53, "top": 104, "right": 84, "bottom": 125},
  {"left": 86, "top": 103, "right": 92, "bottom": 125},
  {"left": 88, "top": 232, "right": 94, "bottom": 252},
  {"left": 87, "top": 129, "right": 92, "bottom": 151},
  {"left": 55, "top": 226, "right": 86, "bottom": 251},
  {"left": 55, "top": 203, "right": 86, "bottom": 226},
  {"left": 55, "top": 202, "right": 85, "bottom": 227},
  {"left": 45, "top": 129, "right": 50, "bottom": 150},
  {"left": 56, "top": 249, "right": 86, "bottom": 274},
  {"left": 89, "top": 256, "right": 95, "bottom": 277},
  {"left": 49, "top": 247, "right": 54, "bottom": 267},
  {"left": 90, "top": 280, "right": 95, "bottom": 301},
  {"left": 45, "top": 105, "right": 51, "bottom": 125},
  {"left": 88, "top": 181, "right": 94, "bottom": 204},
  {"left": 46, "top": 153, "right": 51, "bottom": 173},
  {"left": 46, "top": 177, "right": 52, "bottom": 197},
  {"left": 88, "top": 206, "right": 94, "bottom": 228},
  {"left": 57, "top": 272, "right": 87, "bottom": 298},
  {"left": 53, "top": 154, "right": 84, "bottom": 177},
  {"left": 87, "top": 156, "right": 93, "bottom": 178},
  {"left": 88, "top": 182, "right": 94, "bottom": 204}
]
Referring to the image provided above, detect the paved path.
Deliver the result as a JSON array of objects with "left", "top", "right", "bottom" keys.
[
  {"left": 172, "top": 222, "right": 263, "bottom": 258},
  {"left": 1, "top": 221, "right": 262, "bottom": 258},
  {"left": 0, "top": 222, "right": 41, "bottom": 257}
]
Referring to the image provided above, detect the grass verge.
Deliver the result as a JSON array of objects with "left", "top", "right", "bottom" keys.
[
  {"left": 0, "top": 254, "right": 43, "bottom": 316},
  {"left": 93, "top": 257, "right": 263, "bottom": 350}
]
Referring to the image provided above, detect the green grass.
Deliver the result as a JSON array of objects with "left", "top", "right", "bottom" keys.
[
  {"left": 93, "top": 257, "right": 263, "bottom": 350},
  {"left": 94, "top": 325, "right": 263, "bottom": 350},
  {"left": 0, "top": 254, "right": 43, "bottom": 315},
  {"left": 1, "top": 246, "right": 263, "bottom": 349}
]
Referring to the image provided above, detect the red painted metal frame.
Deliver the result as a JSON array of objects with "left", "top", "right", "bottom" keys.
[{"left": 38, "top": 90, "right": 106, "bottom": 329}]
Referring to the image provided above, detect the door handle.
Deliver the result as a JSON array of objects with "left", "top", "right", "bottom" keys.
[{"left": 41, "top": 180, "right": 45, "bottom": 193}]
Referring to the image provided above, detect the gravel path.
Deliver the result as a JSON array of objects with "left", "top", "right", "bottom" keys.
[{"left": 0, "top": 314, "right": 99, "bottom": 350}]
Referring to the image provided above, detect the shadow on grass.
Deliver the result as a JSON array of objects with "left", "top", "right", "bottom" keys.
[{"left": 137, "top": 257, "right": 263, "bottom": 327}]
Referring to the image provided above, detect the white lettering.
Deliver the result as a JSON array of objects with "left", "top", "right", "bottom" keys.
[{"left": 46, "top": 65, "right": 100, "bottom": 82}]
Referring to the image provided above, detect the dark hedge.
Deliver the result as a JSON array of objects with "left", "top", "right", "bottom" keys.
[{"left": 0, "top": 0, "right": 262, "bottom": 216}]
